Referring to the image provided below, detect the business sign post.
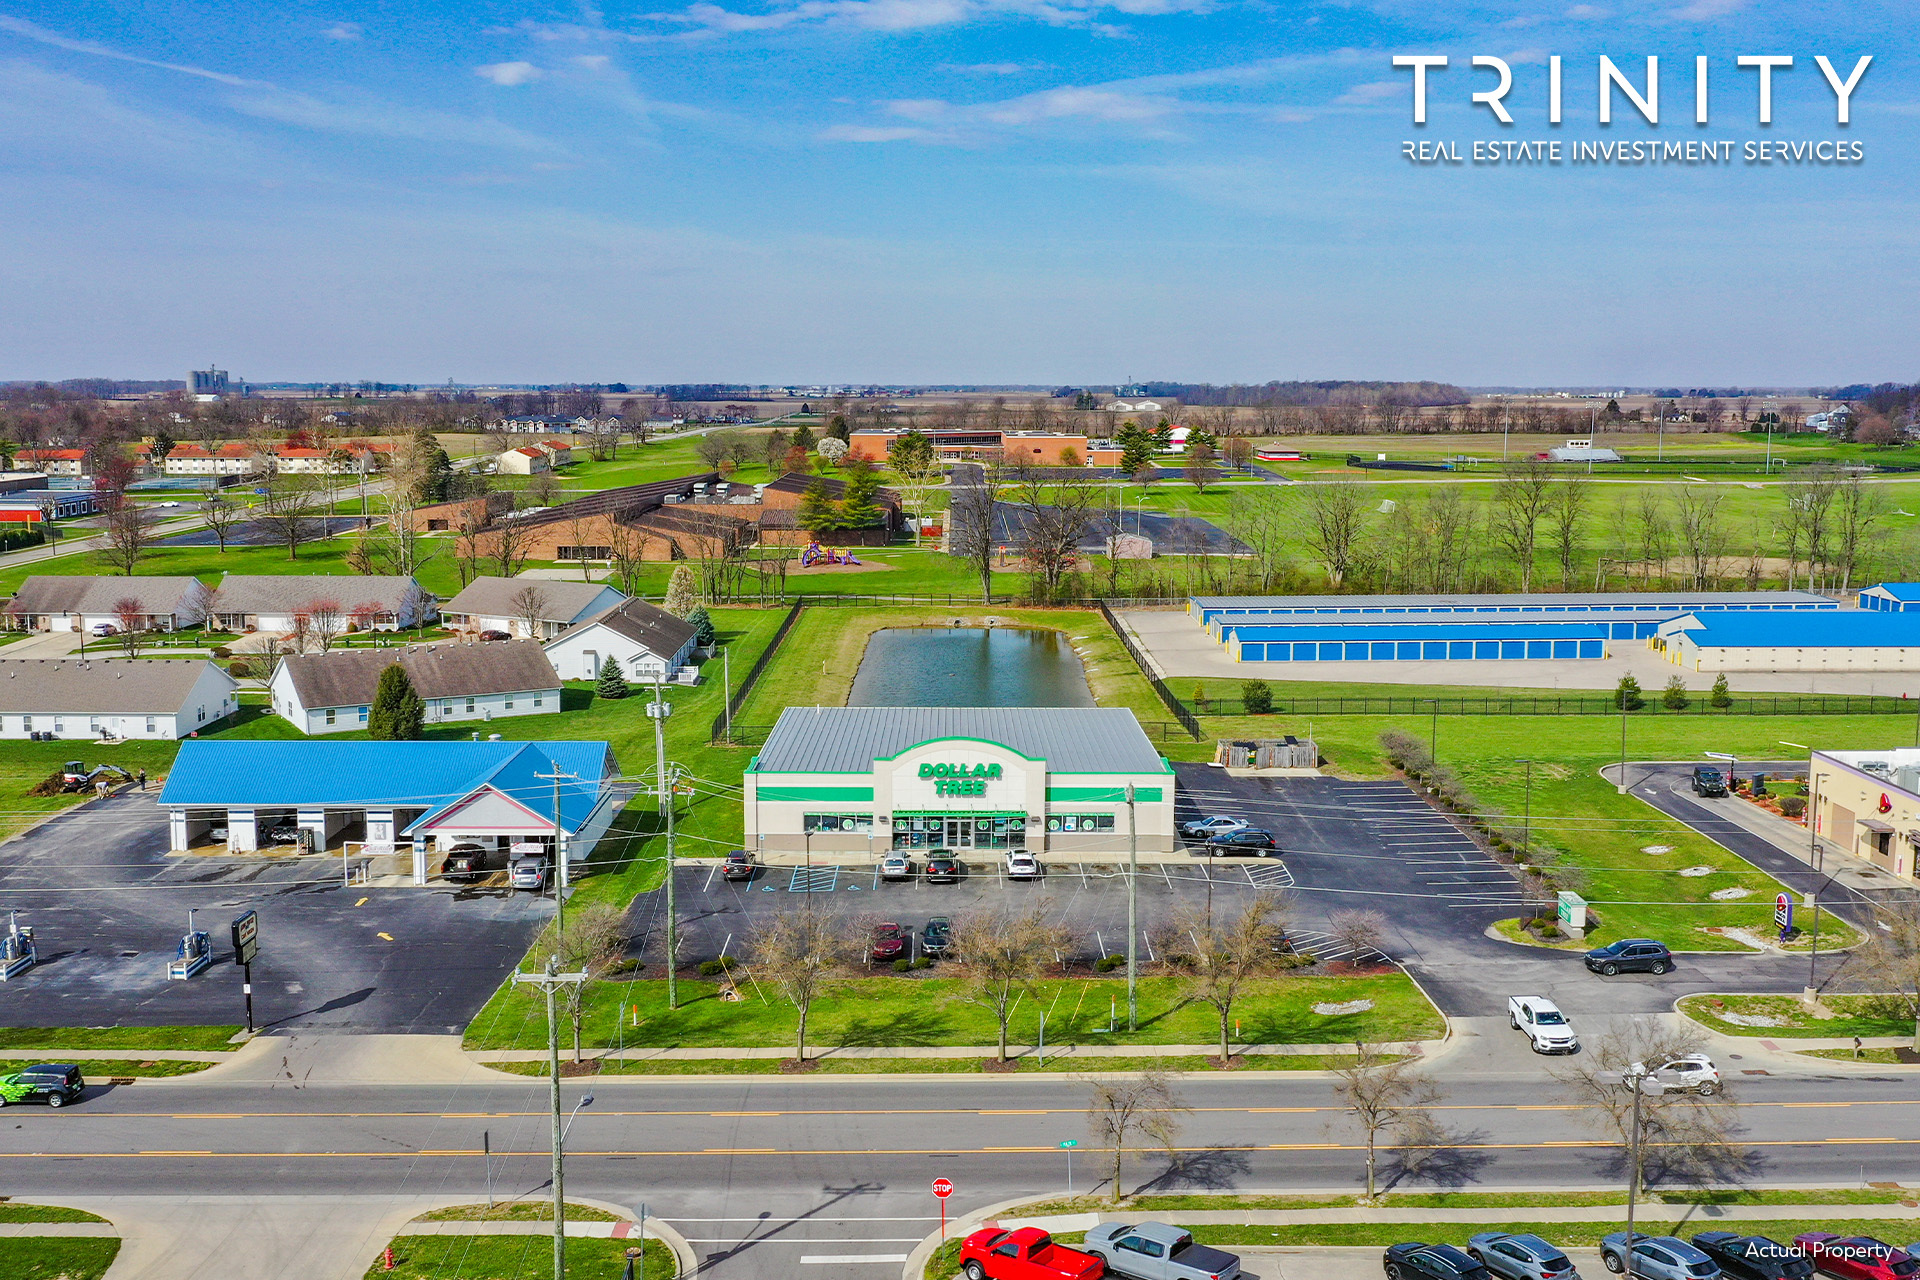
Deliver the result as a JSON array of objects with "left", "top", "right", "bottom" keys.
[
  {"left": 231, "top": 910, "right": 259, "bottom": 1032},
  {"left": 1775, "top": 892, "right": 1794, "bottom": 941}
]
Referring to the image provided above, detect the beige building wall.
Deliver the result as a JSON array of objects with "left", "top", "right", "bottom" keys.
[{"left": 1809, "top": 751, "right": 1919, "bottom": 883}]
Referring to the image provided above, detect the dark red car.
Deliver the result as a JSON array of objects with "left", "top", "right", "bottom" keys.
[
  {"left": 870, "top": 922, "right": 907, "bottom": 962},
  {"left": 1793, "top": 1234, "right": 1918, "bottom": 1280}
]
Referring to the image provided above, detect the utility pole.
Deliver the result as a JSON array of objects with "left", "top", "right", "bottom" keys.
[
  {"left": 1617, "top": 704, "right": 1629, "bottom": 795},
  {"left": 1624, "top": 1062, "right": 1647, "bottom": 1277},
  {"left": 1805, "top": 771, "right": 1824, "bottom": 1004},
  {"left": 1520, "top": 759, "right": 1534, "bottom": 858},
  {"left": 649, "top": 675, "right": 677, "bottom": 1009},
  {"left": 1125, "top": 783, "right": 1138, "bottom": 1032},
  {"left": 665, "top": 763, "right": 682, "bottom": 1010},
  {"left": 536, "top": 767, "right": 579, "bottom": 952},
  {"left": 515, "top": 957, "right": 586, "bottom": 1280}
]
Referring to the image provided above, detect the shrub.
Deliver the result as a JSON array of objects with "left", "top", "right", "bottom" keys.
[
  {"left": 1614, "top": 675, "right": 1645, "bottom": 710},
  {"left": 1779, "top": 795, "right": 1807, "bottom": 818},
  {"left": 211, "top": 646, "right": 232, "bottom": 659},
  {"left": 1094, "top": 954, "right": 1126, "bottom": 973},
  {"left": 1710, "top": 672, "right": 1733, "bottom": 708},
  {"left": 1662, "top": 676, "right": 1690, "bottom": 709},
  {"left": 912, "top": 957, "right": 932, "bottom": 970},
  {"left": 227, "top": 661, "right": 252, "bottom": 678},
  {"left": 1240, "top": 679, "right": 1273, "bottom": 714},
  {"left": 892, "top": 957, "right": 912, "bottom": 973}
]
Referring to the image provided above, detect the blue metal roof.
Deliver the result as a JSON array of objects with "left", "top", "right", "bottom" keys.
[
  {"left": 159, "top": 740, "right": 616, "bottom": 832},
  {"left": 1672, "top": 612, "right": 1920, "bottom": 648},
  {"left": 1864, "top": 583, "right": 1920, "bottom": 601},
  {"left": 1225, "top": 622, "right": 1610, "bottom": 641}
]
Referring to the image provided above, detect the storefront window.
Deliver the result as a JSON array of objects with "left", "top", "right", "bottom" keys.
[
  {"left": 891, "top": 814, "right": 1025, "bottom": 850},
  {"left": 1046, "top": 814, "right": 1117, "bottom": 833},
  {"left": 803, "top": 813, "right": 873, "bottom": 834}
]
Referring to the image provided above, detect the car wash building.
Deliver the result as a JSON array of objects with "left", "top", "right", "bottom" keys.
[{"left": 744, "top": 706, "right": 1176, "bottom": 858}]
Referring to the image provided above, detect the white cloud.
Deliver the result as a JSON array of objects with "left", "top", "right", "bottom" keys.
[
  {"left": 476, "top": 61, "right": 544, "bottom": 86},
  {"left": 322, "top": 22, "right": 363, "bottom": 40},
  {"left": 1507, "top": 47, "right": 1550, "bottom": 66},
  {"left": 1669, "top": 0, "right": 1743, "bottom": 16},
  {"left": 654, "top": 0, "right": 1210, "bottom": 37},
  {"left": 228, "top": 88, "right": 555, "bottom": 151},
  {"left": 1565, "top": 3, "right": 1608, "bottom": 16},
  {"left": 1334, "top": 79, "right": 1400, "bottom": 106},
  {"left": 819, "top": 123, "right": 936, "bottom": 141},
  {"left": 0, "top": 13, "right": 269, "bottom": 88},
  {"left": 574, "top": 54, "right": 612, "bottom": 69},
  {"left": 938, "top": 61, "right": 1044, "bottom": 74}
]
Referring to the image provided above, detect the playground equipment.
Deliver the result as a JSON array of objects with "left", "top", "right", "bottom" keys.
[
  {"left": 168, "top": 909, "right": 212, "bottom": 981},
  {"left": 0, "top": 912, "right": 35, "bottom": 981},
  {"left": 800, "top": 543, "right": 861, "bottom": 567}
]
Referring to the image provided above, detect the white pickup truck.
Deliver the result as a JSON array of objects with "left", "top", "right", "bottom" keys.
[{"left": 1508, "top": 995, "right": 1579, "bottom": 1054}]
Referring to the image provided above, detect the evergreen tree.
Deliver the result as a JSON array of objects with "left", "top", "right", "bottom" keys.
[
  {"left": 826, "top": 414, "right": 851, "bottom": 442},
  {"left": 793, "top": 423, "right": 816, "bottom": 452},
  {"left": 1710, "top": 672, "right": 1733, "bottom": 708},
  {"left": 1614, "top": 674, "right": 1645, "bottom": 711},
  {"left": 1115, "top": 422, "right": 1156, "bottom": 476},
  {"left": 839, "top": 458, "right": 883, "bottom": 528},
  {"left": 663, "top": 564, "right": 698, "bottom": 617},
  {"left": 797, "top": 480, "right": 842, "bottom": 536},
  {"left": 595, "top": 654, "right": 630, "bottom": 700},
  {"left": 686, "top": 606, "right": 717, "bottom": 647},
  {"left": 1662, "top": 675, "right": 1690, "bottom": 709},
  {"left": 367, "top": 663, "right": 424, "bottom": 740},
  {"left": 1241, "top": 679, "right": 1273, "bottom": 714},
  {"left": 890, "top": 428, "right": 935, "bottom": 480},
  {"left": 148, "top": 430, "right": 177, "bottom": 461}
]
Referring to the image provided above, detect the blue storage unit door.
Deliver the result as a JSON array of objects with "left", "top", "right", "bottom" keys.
[
  {"left": 1240, "top": 642, "right": 1264, "bottom": 660},
  {"left": 1448, "top": 641, "right": 1473, "bottom": 658},
  {"left": 1526, "top": 640, "right": 1551, "bottom": 658},
  {"left": 1578, "top": 639, "right": 1604, "bottom": 657},
  {"left": 1473, "top": 640, "right": 1498, "bottom": 659},
  {"left": 1397, "top": 641, "right": 1422, "bottom": 659},
  {"left": 1318, "top": 641, "right": 1343, "bottom": 660},
  {"left": 1345, "top": 641, "right": 1369, "bottom": 660},
  {"left": 1371, "top": 641, "right": 1395, "bottom": 659},
  {"left": 1424, "top": 641, "right": 1448, "bottom": 659},
  {"left": 1500, "top": 640, "right": 1524, "bottom": 659},
  {"left": 1551, "top": 639, "right": 1576, "bottom": 657}
]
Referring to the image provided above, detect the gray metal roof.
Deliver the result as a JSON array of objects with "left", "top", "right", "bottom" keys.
[
  {"left": 556, "top": 598, "right": 698, "bottom": 660},
  {"left": 1191, "top": 590, "right": 1835, "bottom": 609},
  {"left": 0, "top": 658, "right": 233, "bottom": 714},
  {"left": 753, "top": 707, "right": 1166, "bottom": 774}
]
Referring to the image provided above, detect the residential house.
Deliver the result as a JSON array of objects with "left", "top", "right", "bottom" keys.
[
  {"left": 495, "top": 445, "right": 551, "bottom": 476},
  {"left": 268, "top": 641, "right": 563, "bottom": 735},
  {"left": 206, "top": 575, "right": 435, "bottom": 635},
  {"left": 4, "top": 576, "right": 208, "bottom": 633},
  {"left": 537, "top": 440, "right": 576, "bottom": 466},
  {"left": 0, "top": 658, "right": 237, "bottom": 740},
  {"left": 544, "top": 597, "right": 699, "bottom": 683},
  {"left": 17, "top": 449, "right": 87, "bottom": 477},
  {"left": 440, "top": 577, "right": 627, "bottom": 640}
]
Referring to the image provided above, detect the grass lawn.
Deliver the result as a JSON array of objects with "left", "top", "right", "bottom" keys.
[
  {"left": 461, "top": 971, "right": 1442, "bottom": 1053},
  {"left": 414, "top": 1203, "right": 621, "bottom": 1223},
  {"left": 0, "top": 1026, "right": 241, "bottom": 1051},
  {"left": 1798, "top": 1047, "right": 1917, "bottom": 1064},
  {"left": 0, "top": 1058, "right": 215, "bottom": 1078},
  {"left": 368, "top": 1237, "right": 673, "bottom": 1280},
  {"left": 490, "top": 1052, "right": 1384, "bottom": 1076},
  {"left": 1014, "top": 1187, "right": 1920, "bottom": 1215},
  {"left": 1176, "top": 1219, "right": 1920, "bottom": 1248},
  {"left": 0, "top": 1240, "right": 120, "bottom": 1280},
  {"left": 1678, "top": 994, "right": 1919, "bottom": 1039},
  {"left": 1185, "top": 709, "right": 1903, "bottom": 950},
  {"left": 0, "top": 1205, "right": 110, "bottom": 1223}
]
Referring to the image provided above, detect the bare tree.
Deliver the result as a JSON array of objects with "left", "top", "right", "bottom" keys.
[
  {"left": 1334, "top": 1044, "right": 1441, "bottom": 1202},
  {"left": 604, "top": 518, "right": 643, "bottom": 597},
  {"left": 1851, "top": 897, "right": 1920, "bottom": 1051},
  {"left": 1632, "top": 489, "right": 1672, "bottom": 584},
  {"left": 200, "top": 495, "right": 244, "bottom": 554},
  {"left": 1833, "top": 472, "right": 1889, "bottom": 592},
  {"left": 1162, "top": 892, "right": 1288, "bottom": 1063},
  {"left": 1490, "top": 459, "right": 1556, "bottom": 591},
  {"left": 489, "top": 514, "right": 534, "bottom": 579},
  {"left": 533, "top": 903, "right": 628, "bottom": 1062},
  {"left": 1545, "top": 474, "right": 1591, "bottom": 590},
  {"left": 308, "top": 598, "right": 345, "bottom": 652},
  {"left": 508, "top": 584, "right": 551, "bottom": 640},
  {"left": 400, "top": 580, "right": 437, "bottom": 632},
  {"left": 1670, "top": 485, "right": 1728, "bottom": 590},
  {"left": 748, "top": 903, "right": 854, "bottom": 1063},
  {"left": 250, "top": 476, "right": 327, "bottom": 560},
  {"left": 97, "top": 499, "right": 153, "bottom": 576},
  {"left": 948, "top": 463, "right": 1003, "bottom": 603},
  {"left": 111, "top": 597, "right": 146, "bottom": 656},
  {"left": 1325, "top": 908, "right": 1388, "bottom": 967},
  {"left": 1184, "top": 437, "right": 1221, "bottom": 495},
  {"left": 948, "top": 901, "right": 1068, "bottom": 1063},
  {"left": 1225, "top": 487, "right": 1294, "bottom": 594},
  {"left": 1783, "top": 466, "right": 1841, "bottom": 590},
  {"left": 1298, "top": 480, "right": 1372, "bottom": 588},
  {"left": 1556, "top": 1016, "right": 1747, "bottom": 1196},
  {"left": 1085, "top": 1070, "right": 1187, "bottom": 1205},
  {"left": 1004, "top": 459, "right": 1100, "bottom": 600}
]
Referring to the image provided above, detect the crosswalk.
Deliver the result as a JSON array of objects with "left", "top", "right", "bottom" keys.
[{"left": 1287, "top": 926, "right": 1389, "bottom": 965}]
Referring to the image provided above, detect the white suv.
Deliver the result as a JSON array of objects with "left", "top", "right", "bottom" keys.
[
  {"left": 1508, "top": 995, "right": 1579, "bottom": 1054},
  {"left": 1005, "top": 851, "right": 1040, "bottom": 880}
]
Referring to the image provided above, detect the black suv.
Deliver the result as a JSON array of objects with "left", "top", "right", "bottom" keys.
[
  {"left": 925, "top": 854, "right": 963, "bottom": 884},
  {"left": 1585, "top": 938, "right": 1674, "bottom": 976},
  {"left": 1206, "top": 829, "right": 1278, "bottom": 856},
  {"left": 722, "top": 850, "right": 755, "bottom": 882},
  {"left": 1691, "top": 1232, "right": 1813, "bottom": 1280},
  {"left": 1691, "top": 766, "right": 1729, "bottom": 797},
  {"left": 441, "top": 845, "right": 487, "bottom": 883},
  {"left": 0, "top": 1063, "right": 85, "bottom": 1108}
]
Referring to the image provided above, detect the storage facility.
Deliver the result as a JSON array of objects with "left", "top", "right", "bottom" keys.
[
  {"left": 1190, "top": 591, "right": 1837, "bottom": 627},
  {"left": 1858, "top": 583, "right": 1920, "bottom": 613},
  {"left": 1656, "top": 611, "right": 1920, "bottom": 671},
  {"left": 1225, "top": 621, "right": 1613, "bottom": 663},
  {"left": 743, "top": 706, "right": 1175, "bottom": 858}
]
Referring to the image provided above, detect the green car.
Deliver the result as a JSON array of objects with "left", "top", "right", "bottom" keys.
[{"left": 0, "top": 1063, "right": 85, "bottom": 1107}]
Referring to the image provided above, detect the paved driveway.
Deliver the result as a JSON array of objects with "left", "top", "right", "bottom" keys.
[{"left": 0, "top": 792, "right": 549, "bottom": 1032}]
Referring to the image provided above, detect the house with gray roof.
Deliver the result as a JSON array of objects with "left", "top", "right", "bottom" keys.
[
  {"left": 268, "top": 641, "right": 563, "bottom": 735},
  {"left": 0, "top": 658, "right": 238, "bottom": 740},
  {"left": 543, "top": 598, "right": 700, "bottom": 683},
  {"left": 207, "top": 575, "right": 435, "bottom": 635},
  {"left": 4, "top": 576, "right": 209, "bottom": 634},
  {"left": 439, "top": 576, "right": 627, "bottom": 641}
]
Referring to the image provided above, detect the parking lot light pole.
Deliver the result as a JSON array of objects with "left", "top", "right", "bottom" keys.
[
  {"left": 1125, "top": 783, "right": 1138, "bottom": 1032},
  {"left": 1805, "top": 771, "right": 1824, "bottom": 1004},
  {"left": 1520, "top": 760, "right": 1534, "bottom": 857},
  {"left": 1623, "top": 1061, "right": 1650, "bottom": 1276},
  {"left": 1618, "top": 704, "right": 1629, "bottom": 794}
]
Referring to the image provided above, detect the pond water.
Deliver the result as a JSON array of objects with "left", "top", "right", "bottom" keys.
[{"left": 847, "top": 627, "right": 1094, "bottom": 707}]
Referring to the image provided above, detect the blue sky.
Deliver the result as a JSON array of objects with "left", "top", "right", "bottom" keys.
[{"left": 0, "top": 1, "right": 1911, "bottom": 385}]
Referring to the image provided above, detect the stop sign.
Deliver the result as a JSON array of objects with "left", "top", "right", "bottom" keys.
[{"left": 932, "top": 1178, "right": 954, "bottom": 1199}]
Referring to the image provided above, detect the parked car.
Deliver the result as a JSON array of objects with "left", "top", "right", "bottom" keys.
[
  {"left": 960, "top": 1227, "right": 1104, "bottom": 1280},
  {"left": 1467, "top": 1232, "right": 1580, "bottom": 1280},
  {"left": 509, "top": 858, "right": 549, "bottom": 891},
  {"left": 926, "top": 854, "right": 963, "bottom": 883},
  {"left": 441, "top": 845, "right": 487, "bottom": 883},
  {"left": 881, "top": 853, "right": 914, "bottom": 880},
  {"left": 1180, "top": 816, "right": 1249, "bottom": 840},
  {"left": 1691, "top": 766, "right": 1729, "bottom": 797},
  {"left": 1600, "top": 1232, "right": 1720, "bottom": 1279},
  {"left": 722, "top": 850, "right": 755, "bottom": 881},
  {"left": 89, "top": 622, "right": 117, "bottom": 637},
  {"left": 1205, "top": 829, "right": 1277, "bottom": 855},
  {"left": 265, "top": 820, "right": 302, "bottom": 844},
  {"left": 1625, "top": 1054, "right": 1720, "bottom": 1095},
  {"left": 922, "top": 916, "right": 952, "bottom": 956},
  {"left": 478, "top": 629, "right": 511, "bottom": 642},
  {"left": 1384, "top": 1243, "right": 1494, "bottom": 1280},
  {"left": 1508, "top": 996, "right": 1579, "bottom": 1054},
  {"left": 870, "top": 922, "right": 907, "bottom": 962},
  {"left": 204, "top": 823, "right": 229, "bottom": 844},
  {"left": 1585, "top": 939, "right": 1674, "bottom": 976},
  {"left": 1082, "top": 1221, "right": 1242, "bottom": 1280},
  {"left": 1689, "top": 1233, "right": 1812, "bottom": 1280},
  {"left": 1791, "top": 1235, "right": 1917, "bottom": 1280},
  {"left": 0, "top": 1063, "right": 85, "bottom": 1108},
  {"left": 1006, "top": 851, "right": 1041, "bottom": 879}
]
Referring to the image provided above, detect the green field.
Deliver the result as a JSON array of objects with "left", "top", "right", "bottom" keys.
[
  {"left": 488, "top": 1052, "right": 1383, "bottom": 1075},
  {"left": 1016, "top": 1186, "right": 1919, "bottom": 1213},
  {"left": 368, "top": 1236, "right": 674, "bottom": 1280},
  {"left": 1679, "top": 994, "right": 1919, "bottom": 1039},
  {"left": 461, "top": 972, "right": 1443, "bottom": 1053},
  {"left": 0, "top": 1240, "right": 120, "bottom": 1280},
  {"left": 0, "top": 1058, "right": 214, "bottom": 1078},
  {"left": 0, "top": 1026, "right": 241, "bottom": 1051}
]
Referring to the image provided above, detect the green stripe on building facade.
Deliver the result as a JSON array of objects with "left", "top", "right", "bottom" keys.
[
  {"left": 756, "top": 786, "right": 877, "bottom": 803},
  {"left": 1046, "top": 786, "right": 1163, "bottom": 803}
]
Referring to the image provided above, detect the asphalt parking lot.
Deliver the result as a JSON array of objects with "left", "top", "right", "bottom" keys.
[{"left": 0, "top": 792, "right": 550, "bottom": 1032}]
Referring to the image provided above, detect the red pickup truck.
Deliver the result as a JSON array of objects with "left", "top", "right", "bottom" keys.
[{"left": 961, "top": 1227, "right": 1105, "bottom": 1280}]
